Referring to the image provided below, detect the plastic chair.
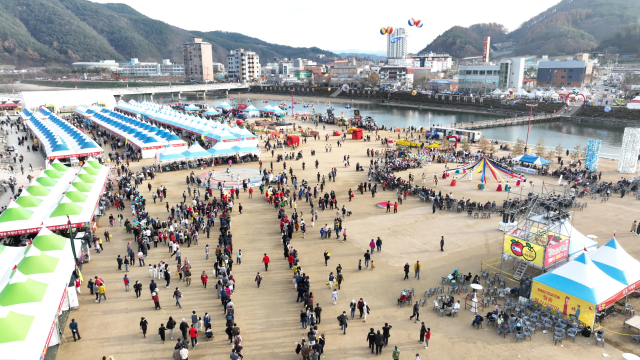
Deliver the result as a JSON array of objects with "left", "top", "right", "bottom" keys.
[
  {"left": 441, "top": 277, "right": 448, "bottom": 284},
  {"left": 631, "top": 335, "right": 640, "bottom": 344},
  {"left": 461, "top": 285, "right": 468, "bottom": 293},
  {"left": 522, "top": 329, "right": 532, "bottom": 341},
  {"left": 515, "top": 331, "right": 526, "bottom": 342},
  {"left": 498, "top": 324, "right": 509, "bottom": 338},
  {"left": 450, "top": 308, "right": 458, "bottom": 317},
  {"left": 437, "top": 286, "right": 444, "bottom": 294},
  {"left": 554, "top": 332, "right": 564, "bottom": 345},
  {"left": 595, "top": 330, "right": 605, "bottom": 347},
  {"left": 567, "top": 328, "right": 578, "bottom": 342},
  {"left": 439, "top": 308, "right": 446, "bottom": 317},
  {"left": 433, "top": 300, "right": 441, "bottom": 312}
]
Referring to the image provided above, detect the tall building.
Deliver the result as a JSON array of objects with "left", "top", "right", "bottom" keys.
[
  {"left": 386, "top": 28, "right": 407, "bottom": 59},
  {"left": 183, "top": 37, "right": 214, "bottom": 82},
  {"left": 536, "top": 60, "right": 592, "bottom": 88},
  {"left": 457, "top": 57, "right": 525, "bottom": 94},
  {"left": 227, "top": 49, "right": 260, "bottom": 82}
]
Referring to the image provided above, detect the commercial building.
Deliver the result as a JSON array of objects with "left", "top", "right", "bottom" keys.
[
  {"left": 328, "top": 66, "right": 363, "bottom": 77},
  {"left": 227, "top": 49, "right": 260, "bottom": 82},
  {"left": 536, "top": 59, "right": 592, "bottom": 88},
  {"left": 119, "top": 58, "right": 184, "bottom": 77},
  {"left": 387, "top": 28, "right": 407, "bottom": 59},
  {"left": 457, "top": 57, "right": 525, "bottom": 94},
  {"left": 379, "top": 66, "right": 414, "bottom": 88},
  {"left": 183, "top": 37, "right": 214, "bottom": 82},
  {"left": 412, "top": 52, "right": 453, "bottom": 71}
]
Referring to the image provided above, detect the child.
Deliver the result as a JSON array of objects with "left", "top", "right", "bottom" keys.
[
  {"left": 148, "top": 265, "right": 154, "bottom": 277},
  {"left": 331, "top": 289, "right": 339, "bottom": 305},
  {"left": 358, "top": 259, "right": 362, "bottom": 271},
  {"left": 371, "top": 260, "right": 375, "bottom": 270}
]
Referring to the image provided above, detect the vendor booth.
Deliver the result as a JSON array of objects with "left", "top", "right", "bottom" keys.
[{"left": 351, "top": 128, "right": 364, "bottom": 140}]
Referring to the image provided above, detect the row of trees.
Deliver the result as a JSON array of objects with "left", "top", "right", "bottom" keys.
[{"left": 459, "top": 136, "right": 585, "bottom": 161}]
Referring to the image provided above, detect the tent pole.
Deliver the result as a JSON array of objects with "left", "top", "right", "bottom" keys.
[{"left": 67, "top": 216, "right": 78, "bottom": 262}]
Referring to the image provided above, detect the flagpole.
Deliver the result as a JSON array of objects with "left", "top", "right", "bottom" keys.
[{"left": 67, "top": 215, "right": 78, "bottom": 262}]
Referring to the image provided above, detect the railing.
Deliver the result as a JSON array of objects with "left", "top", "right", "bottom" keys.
[
  {"left": 109, "top": 83, "right": 249, "bottom": 95},
  {"left": 452, "top": 113, "right": 558, "bottom": 129}
]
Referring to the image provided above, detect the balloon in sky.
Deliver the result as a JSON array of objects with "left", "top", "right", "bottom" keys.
[
  {"left": 416, "top": 21, "right": 423, "bottom": 28},
  {"left": 342, "top": 84, "right": 350, "bottom": 92},
  {"left": 387, "top": 26, "right": 394, "bottom": 34},
  {"left": 411, "top": 90, "right": 417, "bottom": 96},
  {"left": 408, "top": 19, "right": 423, "bottom": 27},
  {"left": 380, "top": 28, "right": 387, "bottom": 35},
  {"left": 604, "top": 106, "right": 611, "bottom": 113},
  {"left": 408, "top": 18, "right": 415, "bottom": 26}
]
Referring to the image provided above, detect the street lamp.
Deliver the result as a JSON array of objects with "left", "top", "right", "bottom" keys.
[{"left": 525, "top": 103, "right": 538, "bottom": 154}]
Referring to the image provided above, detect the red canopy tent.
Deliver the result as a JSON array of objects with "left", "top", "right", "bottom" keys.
[
  {"left": 351, "top": 128, "right": 364, "bottom": 140},
  {"left": 286, "top": 135, "right": 300, "bottom": 146}
]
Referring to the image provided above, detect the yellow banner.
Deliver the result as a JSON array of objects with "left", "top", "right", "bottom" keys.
[
  {"left": 503, "top": 235, "right": 544, "bottom": 267},
  {"left": 531, "top": 280, "right": 596, "bottom": 326}
]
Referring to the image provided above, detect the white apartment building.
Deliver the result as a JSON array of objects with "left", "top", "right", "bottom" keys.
[
  {"left": 378, "top": 66, "right": 414, "bottom": 88},
  {"left": 227, "top": 49, "right": 260, "bottom": 82},
  {"left": 457, "top": 57, "right": 525, "bottom": 94},
  {"left": 386, "top": 28, "right": 407, "bottom": 59},
  {"left": 413, "top": 52, "right": 453, "bottom": 71},
  {"left": 119, "top": 58, "right": 184, "bottom": 77}
]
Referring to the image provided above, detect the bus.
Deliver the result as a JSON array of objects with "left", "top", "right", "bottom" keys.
[{"left": 428, "top": 126, "right": 482, "bottom": 142}]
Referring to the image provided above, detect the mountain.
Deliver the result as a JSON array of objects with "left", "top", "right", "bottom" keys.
[
  {"left": 0, "top": 0, "right": 337, "bottom": 67},
  {"left": 419, "top": 23, "right": 508, "bottom": 59},
  {"left": 421, "top": 0, "right": 640, "bottom": 58}
]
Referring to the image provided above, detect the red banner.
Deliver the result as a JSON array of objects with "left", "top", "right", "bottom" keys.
[
  {"left": 544, "top": 238, "right": 570, "bottom": 266},
  {"left": 599, "top": 280, "right": 640, "bottom": 310}
]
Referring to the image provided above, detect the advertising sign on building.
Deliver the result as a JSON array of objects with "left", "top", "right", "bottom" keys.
[
  {"left": 482, "top": 37, "right": 491, "bottom": 63},
  {"left": 503, "top": 235, "right": 544, "bottom": 267}
]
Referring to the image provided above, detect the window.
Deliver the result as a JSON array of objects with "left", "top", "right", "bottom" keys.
[
  {"left": 569, "top": 69, "right": 573, "bottom": 72},
  {"left": 479, "top": 70, "right": 485, "bottom": 75},
  {"left": 554, "top": 70, "right": 557, "bottom": 73},
  {"left": 561, "top": 76, "right": 565, "bottom": 79},
  {"left": 567, "top": 82, "right": 572, "bottom": 85},
  {"left": 553, "top": 76, "right": 557, "bottom": 80}
]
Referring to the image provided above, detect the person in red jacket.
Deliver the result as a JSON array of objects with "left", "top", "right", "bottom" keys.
[
  {"left": 288, "top": 254, "right": 295, "bottom": 269},
  {"left": 201, "top": 271, "right": 208, "bottom": 288},
  {"left": 189, "top": 324, "right": 198, "bottom": 349},
  {"left": 248, "top": 188, "right": 253, "bottom": 198},
  {"left": 262, "top": 253, "right": 270, "bottom": 271}
]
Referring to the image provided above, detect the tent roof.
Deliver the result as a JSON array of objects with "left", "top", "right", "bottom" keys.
[
  {"left": 0, "top": 311, "right": 35, "bottom": 344},
  {"left": 535, "top": 253, "right": 626, "bottom": 304},
  {"left": 17, "top": 253, "right": 59, "bottom": 275},
  {"left": 0, "top": 279, "right": 48, "bottom": 306},
  {"left": 588, "top": 238, "right": 640, "bottom": 286},
  {"left": 512, "top": 154, "right": 552, "bottom": 166}
]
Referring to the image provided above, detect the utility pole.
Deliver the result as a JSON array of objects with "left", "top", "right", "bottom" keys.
[
  {"left": 291, "top": 90, "right": 294, "bottom": 117},
  {"left": 525, "top": 103, "right": 538, "bottom": 154}
]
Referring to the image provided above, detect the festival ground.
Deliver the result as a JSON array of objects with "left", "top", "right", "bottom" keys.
[{"left": 55, "top": 116, "right": 640, "bottom": 360}]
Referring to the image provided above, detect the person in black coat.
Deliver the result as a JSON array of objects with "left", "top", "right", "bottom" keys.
[
  {"left": 166, "top": 316, "right": 177, "bottom": 340},
  {"left": 139, "top": 317, "right": 148, "bottom": 338},
  {"left": 374, "top": 330, "right": 384, "bottom": 354},
  {"left": 366, "top": 328, "right": 376, "bottom": 353},
  {"left": 159, "top": 323, "right": 167, "bottom": 342},
  {"left": 149, "top": 279, "right": 158, "bottom": 294},
  {"left": 179, "top": 318, "right": 189, "bottom": 340},
  {"left": 403, "top": 263, "right": 410, "bottom": 280}
]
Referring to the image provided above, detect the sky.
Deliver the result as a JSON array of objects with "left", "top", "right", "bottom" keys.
[{"left": 91, "top": 0, "right": 562, "bottom": 54}]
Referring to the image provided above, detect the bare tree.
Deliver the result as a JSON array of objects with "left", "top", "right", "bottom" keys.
[
  {"left": 534, "top": 136, "right": 545, "bottom": 156},
  {"left": 512, "top": 138, "right": 525, "bottom": 157}
]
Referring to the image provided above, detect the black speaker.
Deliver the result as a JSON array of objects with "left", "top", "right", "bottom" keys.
[
  {"left": 503, "top": 213, "right": 509, "bottom": 223},
  {"left": 510, "top": 214, "right": 516, "bottom": 222},
  {"left": 519, "top": 276, "right": 532, "bottom": 298}
]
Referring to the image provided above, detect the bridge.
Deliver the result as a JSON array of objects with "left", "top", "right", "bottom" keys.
[
  {"left": 451, "top": 113, "right": 562, "bottom": 130},
  {"left": 109, "top": 83, "right": 249, "bottom": 100}
]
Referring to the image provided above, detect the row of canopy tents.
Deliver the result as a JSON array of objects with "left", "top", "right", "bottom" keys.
[
  {"left": 0, "top": 228, "right": 80, "bottom": 360},
  {"left": 0, "top": 159, "right": 109, "bottom": 237},
  {"left": 75, "top": 105, "right": 187, "bottom": 158},
  {"left": 21, "top": 107, "right": 103, "bottom": 160},
  {"left": 158, "top": 135, "right": 260, "bottom": 163},
  {"left": 512, "top": 154, "right": 552, "bottom": 166},
  {"left": 532, "top": 238, "right": 640, "bottom": 327}
]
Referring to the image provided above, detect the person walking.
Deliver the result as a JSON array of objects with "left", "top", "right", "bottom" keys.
[
  {"left": 201, "top": 271, "right": 208, "bottom": 288},
  {"left": 364, "top": 251, "right": 371, "bottom": 268},
  {"left": 189, "top": 324, "right": 199, "bottom": 349},
  {"left": 440, "top": 236, "right": 445, "bottom": 252},
  {"left": 403, "top": 263, "right": 410, "bottom": 280},
  {"left": 117, "top": 255, "right": 123, "bottom": 270},
  {"left": 409, "top": 301, "right": 420, "bottom": 322},
  {"left": 134, "top": 280, "right": 142, "bottom": 298},
  {"left": 152, "top": 292, "right": 161, "bottom": 310},
  {"left": 376, "top": 237, "right": 382, "bottom": 252},
  {"left": 332, "top": 289, "right": 339, "bottom": 305},
  {"left": 631, "top": 220, "right": 637, "bottom": 234},
  {"left": 374, "top": 330, "right": 384, "bottom": 355},
  {"left": 369, "top": 239, "right": 375, "bottom": 254},
  {"left": 159, "top": 323, "right": 167, "bottom": 342},
  {"left": 262, "top": 253, "right": 270, "bottom": 271},
  {"left": 300, "top": 309, "right": 308, "bottom": 329},
  {"left": 383, "top": 323, "right": 392, "bottom": 346},
  {"left": 367, "top": 328, "right": 376, "bottom": 353},
  {"left": 123, "top": 274, "right": 130, "bottom": 291},
  {"left": 339, "top": 311, "right": 348, "bottom": 334},
  {"left": 69, "top": 319, "right": 81, "bottom": 341},
  {"left": 392, "top": 345, "right": 401, "bottom": 360},
  {"left": 139, "top": 317, "right": 149, "bottom": 338},
  {"left": 255, "top": 272, "right": 263, "bottom": 288},
  {"left": 166, "top": 316, "right": 177, "bottom": 340},
  {"left": 324, "top": 250, "right": 330, "bottom": 266},
  {"left": 180, "top": 319, "right": 189, "bottom": 340},
  {"left": 414, "top": 261, "right": 421, "bottom": 280},
  {"left": 173, "top": 287, "right": 183, "bottom": 308},
  {"left": 96, "top": 283, "right": 107, "bottom": 303}
]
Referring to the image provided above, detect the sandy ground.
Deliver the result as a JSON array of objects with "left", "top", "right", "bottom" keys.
[{"left": 46, "top": 117, "right": 640, "bottom": 360}]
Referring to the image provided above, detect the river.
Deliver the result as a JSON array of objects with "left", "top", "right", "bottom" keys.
[{"left": 127, "top": 94, "right": 624, "bottom": 159}]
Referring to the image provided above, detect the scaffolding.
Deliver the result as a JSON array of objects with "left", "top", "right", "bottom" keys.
[{"left": 500, "top": 181, "right": 575, "bottom": 280}]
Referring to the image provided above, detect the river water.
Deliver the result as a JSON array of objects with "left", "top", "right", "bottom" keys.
[{"left": 129, "top": 94, "right": 624, "bottom": 158}]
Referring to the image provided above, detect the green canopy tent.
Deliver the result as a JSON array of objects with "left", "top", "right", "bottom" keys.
[
  {"left": 50, "top": 162, "right": 69, "bottom": 172},
  {"left": 35, "top": 177, "right": 57, "bottom": 187},
  {"left": 25, "top": 185, "right": 50, "bottom": 197},
  {"left": 77, "top": 174, "right": 96, "bottom": 183},
  {"left": 0, "top": 279, "right": 48, "bottom": 306},
  {"left": 50, "top": 202, "right": 83, "bottom": 218},
  {"left": 0, "top": 311, "right": 35, "bottom": 344},
  {"left": 43, "top": 169, "right": 63, "bottom": 179},
  {"left": 71, "top": 181, "right": 92, "bottom": 193},
  {"left": 64, "top": 191, "right": 88, "bottom": 203},
  {"left": 0, "top": 206, "right": 34, "bottom": 223},
  {"left": 87, "top": 160, "right": 103, "bottom": 169},
  {"left": 15, "top": 196, "right": 43, "bottom": 208},
  {"left": 80, "top": 166, "right": 99, "bottom": 176},
  {"left": 31, "top": 231, "right": 68, "bottom": 252},
  {"left": 17, "top": 253, "right": 59, "bottom": 275}
]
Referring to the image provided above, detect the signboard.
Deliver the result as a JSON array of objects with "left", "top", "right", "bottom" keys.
[
  {"left": 544, "top": 238, "right": 570, "bottom": 266},
  {"left": 482, "top": 37, "right": 491, "bottom": 63},
  {"left": 531, "top": 280, "right": 595, "bottom": 326},
  {"left": 599, "top": 280, "right": 640, "bottom": 311},
  {"left": 503, "top": 235, "right": 544, "bottom": 267},
  {"left": 354, "top": 110, "right": 360, "bottom": 116},
  {"left": 237, "top": 104, "right": 248, "bottom": 110},
  {"left": 514, "top": 166, "right": 538, "bottom": 175}
]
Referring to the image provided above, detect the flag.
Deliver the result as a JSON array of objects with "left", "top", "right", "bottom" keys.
[
  {"left": 584, "top": 247, "right": 587, "bottom": 252},
  {"left": 11, "top": 265, "right": 17, "bottom": 270}
]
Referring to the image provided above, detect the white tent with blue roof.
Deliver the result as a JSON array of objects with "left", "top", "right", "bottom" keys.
[{"left": 588, "top": 238, "right": 640, "bottom": 286}]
